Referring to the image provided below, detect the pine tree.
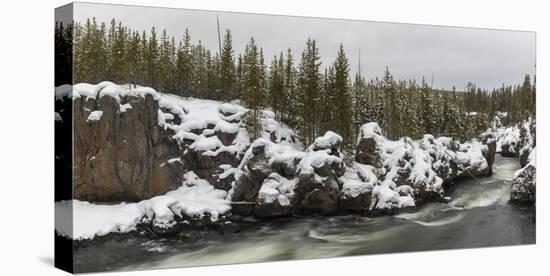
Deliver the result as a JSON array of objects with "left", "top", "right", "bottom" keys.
[
  {"left": 419, "top": 77, "right": 435, "bottom": 135},
  {"left": 220, "top": 30, "right": 235, "bottom": 101},
  {"left": 126, "top": 31, "right": 141, "bottom": 87},
  {"left": 55, "top": 21, "right": 73, "bottom": 86},
  {"left": 352, "top": 73, "right": 369, "bottom": 133},
  {"left": 405, "top": 80, "right": 422, "bottom": 139},
  {"left": 297, "top": 38, "right": 322, "bottom": 144},
  {"left": 175, "top": 29, "right": 193, "bottom": 96},
  {"left": 381, "top": 67, "right": 397, "bottom": 139},
  {"left": 520, "top": 74, "right": 533, "bottom": 118},
  {"left": 259, "top": 48, "right": 268, "bottom": 106},
  {"left": 157, "top": 29, "right": 173, "bottom": 92},
  {"left": 205, "top": 51, "right": 220, "bottom": 99},
  {"left": 282, "top": 48, "right": 297, "bottom": 124},
  {"left": 106, "top": 19, "right": 116, "bottom": 80},
  {"left": 332, "top": 44, "right": 353, "bottom": 145},
  {"left": 268, "top": 54, "right": 284, "bottom": 120},
  {"left": 138, "top": 30, "right": 148, "bottom": 86},
  {"left": 242, "top": 37, "right": 263, "bottom": 140},
  {"left": 146, "top": 27, "right": 159, "bottom": 88},
  {"left": 191, "top": 41, "right": 208, "bottom": 97},
  {"left": 111, "top": 22, "right": 128, "bottom": 83},
  {"left": 395, "top": 80, "right": 408, "bottom": 137},
  {"left": 235, "top": 54, "right": 243, "bottom": 99},
  {"left": 366, "top": 78, "right": 384, "bottom": 131},
  {"left": 318, "top": 67, "right": 334, "bottom": 135}
]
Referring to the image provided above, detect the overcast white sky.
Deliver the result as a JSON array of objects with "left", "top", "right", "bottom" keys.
[{"left": 72, "top": 2, "right": 536, "bottom": 90}]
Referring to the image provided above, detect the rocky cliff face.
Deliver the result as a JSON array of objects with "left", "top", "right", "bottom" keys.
[
  {"left": 69, "top": 84, "right": 186, "bottom": 202},
  {"left": 63, "top": 82, "right": 298, "bottom": 203}
]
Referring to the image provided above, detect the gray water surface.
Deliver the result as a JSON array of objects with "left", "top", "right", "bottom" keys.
[{"left": 74, "top": 156, "right": 535, "bottom": 273}]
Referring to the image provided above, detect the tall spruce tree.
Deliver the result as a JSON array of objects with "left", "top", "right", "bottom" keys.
[
  {"left": 269, "top": 54, "right": 284, "bottom": 120},
  {"left": 220, "top": 30, "right": 235, "bottom": 101},
  {"left": 332, "top": 45, "right": 353, "bottom": 146},
  {"left": 352, "top": 73, "right": 369, "bottom": 134},
  {"left": 242, "top": 37, "right": 263, "bottom": 140},
  {"left": 158, "top": 29, "right": 173, "bottom": 92},
  {"left": 297, "top": 38, "right": 322, "bottom": 144},
  {"left": 319, "top": 67, "right": 335, "bottom": 135},
  {"left": 146, "top": 27, "right": 159, "bottom": 88},
  {"left": 175, "top": 29, "right": 193, "bottom": 96},
  {"left": 282, "top": 48, "right": 297, "bottom": 125},
  {"left": 126, "top": 31, "right": 141, "bottom": 87},
  {"left": 381, "top": 67, "right": 397, "bottom": 139}
]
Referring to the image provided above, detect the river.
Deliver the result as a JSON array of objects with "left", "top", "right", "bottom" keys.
[{"left": 73, "top": 155, "right": 535, "bottom": 273}]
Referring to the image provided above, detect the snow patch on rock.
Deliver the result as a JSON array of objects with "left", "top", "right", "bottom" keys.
[
  {"left": 258, "top": 173, "right": 298, "bottom": 206},
  {"left": 87, "top": 110, "right": 103, "bottom": 122}
]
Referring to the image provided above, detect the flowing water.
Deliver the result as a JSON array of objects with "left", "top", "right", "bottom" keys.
[{"left": 74, "top": 156, "right": 535, "bottom": 273}]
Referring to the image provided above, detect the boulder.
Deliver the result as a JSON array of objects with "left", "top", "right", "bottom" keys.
[
  {"left": 518, "top": 118, "right": 536, "bottom": 168},
  {"left": 479, "top": 131, "right": 497, "bottom": 175},
  {"left": 500, "top": 143, "right": 519, "bottom": 157},
  {"left": 294, "top": 173, "right": 340, "bottom": 215},
  {"left": 293, "top": 132, "right": 345, "bottom": 215},
  {"left": 510, "top": 164, "right": 536, "bottom": 205},
  {"left": 254, "top": 173, "right": 298, "bottom": 217},
  {"left": 230, "top": 132, "right": 345, "bottom": 217},
  {"left": 355, "top": 123, "right": 383, "bottom": 167},
  {"left": 483, "top": 140, "right": 496, "bottom": 174},
  {"left": 339, "top": 165, "right": 375, "bottom": 213},
  {"left": 229, "top": 142, "right": 274, "bottom": 215},
  {"left": 184, "top": 149, "right": 241, "bottom": 188}
]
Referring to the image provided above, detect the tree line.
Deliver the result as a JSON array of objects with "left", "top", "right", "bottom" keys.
[{"left": 55, "top": 19, "right": 536, "bottom": 147}]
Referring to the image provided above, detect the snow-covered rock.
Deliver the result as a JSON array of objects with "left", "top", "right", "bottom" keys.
[
  {"left": 487, "top": 115, "right": 535, "bottom": 161},
  {"left": 339, "top": 162, "right": 376, "bottom": 213},
  {"left": 511, "top": 148, "right": 536, "bottom": 205},
  {"left": 498, "top": 126, "right": 520, "bottom": 156},
  {"left": 55, "top": 172, "right": 230, "bottom": 240},
  {"left": 294, "top": 132, "right": 345, "bottom": 215},
  {"left": 229, "top": 131, "right": 344, "bottom": 217},
  {"left": 455, "top": 140, "right": 491, "bottom": 177},
  {"left": 255, "top": 173, "right": 299, "bottom": 217},
  {"left": 353, "top": 122, "right": 494, "bottom": 213},
  {"left": 518, "top": 117, "right": 536, "bottom": 167},
  {"left": 66, "top": 82, "right": 186, "bottom": 202}
]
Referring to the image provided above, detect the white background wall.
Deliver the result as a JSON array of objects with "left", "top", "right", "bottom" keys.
[{"left": 0, "top": 0, "right": 547, "bottom": 275}]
